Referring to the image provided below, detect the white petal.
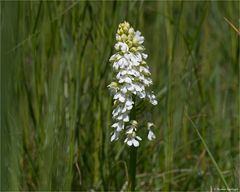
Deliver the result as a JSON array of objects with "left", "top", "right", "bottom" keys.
[
  {"left": 136, "top": 91, "right": 146, "bottom": 99},
  {"left": 119, "top": 76, "right": 132, "bottom": 84},
  {"left": 130, "top": 56, "right": 140, "bottom": 66},
  {"left": 117, "top": 58, "right": 128, "bottom": 69},
  {"left": 121, "top": 86, "right": 128, "bottom": 94},
  {"left": 112, "top": 122, "right": 124, "bottom": 131},
  {"left": 115, "top": 42, "right": 129, "bottom": 52},
  {"left": 127, "top": 84, "right": 134, "bottom": 91},
  {"left": 125, "top": 77, "right": 132, "bottom": 83},
  {"left": 131, "top": 69, "right": 140, "bottom": 77},
  {"left": 148, "top": 130, "right": 156, "bottom": 141},
  {"left": 117, "top": 115, "right": 123, "bottom": 120},
  {"left": 151, "top": 100, "right": 158, "bottom": 105},
  {"left": 127, "top": 139, "right": 133, "bottom": 146},
  {"left": 119, "top": 95, "right": 125, "bottom": 102},
  {"left": 112, "top": 123, "right": 118, "bottom": 128},
  {"left": 121, "top": 84, "right": 133, "bottom": 93},
  {"left": 135, "top": 31, "right": 141, "bottom": 36},
  {"left": 120, "top": 43, "right": 129, "bottom": 52},
  {"left": 132, "top": 139, "right": 139, "bottom": 147},
  {"left": 125, "top": 98, "right": 133, "bottom": 106},
  {"left": 116, "top": 123, "right": 124, "bottom": 131},
  {"left": 147, "top": 92, "right": 158, "bottom": 105},
  {"left": 126, "top": 105, "right": 133, "bottom": 110},
  {"left": 134, "top": 84, "right": 142, "bottom": 92},
  {"left": 139, "top": 66, "right": 150, "bottom": 75},
  {"left": 123, "top": 114, "right": 129, "bottom": 122},
  {"left": 126, "top": 127, "right": 134, "bottom": 134},
  {"left": 134, "top": 31, "right": 144, "bottom": 44},
  {"left": 121, "top": 106, "right": 127, "bottom": 113},
  {"left": 135, "top": 52, "right": 142, "bottom": 62},
  {"left": 112, "top": 106, "right": 121, "bottom": 116},
  {"left": 111, "top": 131, "right": 119, "bottom": 141},
  {"left": 136, "top": 136, "right": 142, "bottom": 141},
  {"left": 142, "top": 53, "right": 148, "bottom": 59},
  {"left": 113, "top": 92, "right": 120, "bottom": 100},
  {"left": 123, "top": 53, "right": 130, "bottom": 61},
  {"left": 117, "top": 70, "right": 127, "bottom": 79},
  {"left": 114, "top": 92, "right": 126, "bottom": 103}
]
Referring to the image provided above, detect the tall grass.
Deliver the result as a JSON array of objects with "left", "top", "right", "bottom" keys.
[{"left": 1, "top": 1, "right": 239, "bottom": 191}]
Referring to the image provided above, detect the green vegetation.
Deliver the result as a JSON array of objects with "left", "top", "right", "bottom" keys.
[{"left": 1, "top": 1, "right": 239, "bottom": 191}]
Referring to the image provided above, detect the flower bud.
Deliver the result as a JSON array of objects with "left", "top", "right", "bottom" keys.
[
  {"left": 130, "top": 47, "right": 137, "bottom": 52},
  {"left": 137, "top": 46, "right": 144, "bottom": 51},
  {"left": 128, "top": 27, "right": 134, "bottom": 34},
  {"left": 121, "top": 34, "right": 127, "bottom": 41}
]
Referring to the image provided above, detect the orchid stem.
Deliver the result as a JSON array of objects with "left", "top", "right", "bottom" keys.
[
  {"left": 128, "top": 146, "right": 137, "bottom": 191},
  {"left": 128, "top": 98, "right": 137, "bottom": 191}
]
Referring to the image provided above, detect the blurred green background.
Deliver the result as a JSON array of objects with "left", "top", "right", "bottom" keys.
[{"left": 1, "top": 1, "right": 239, "bottom": 191}]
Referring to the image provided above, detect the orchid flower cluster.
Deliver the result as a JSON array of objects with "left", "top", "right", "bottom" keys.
[{"left": 108, "top": 21, "right": 157, "bottom": 147}]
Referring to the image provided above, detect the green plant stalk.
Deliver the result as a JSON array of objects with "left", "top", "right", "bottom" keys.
[
  {"left": 128, "top": 146, "right": 137, "bottom": 191},
  {"left": 128, "top": 97, "right": 137, "bottom": 191}
]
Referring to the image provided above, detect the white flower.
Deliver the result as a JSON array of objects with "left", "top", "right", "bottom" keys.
[
  {"left": 124, "top": 120, "right": 142, "bottom": 147},
  {"left": 111, "top": 131, "right": 120, "bottom": 141},
  {"left": 139, "top": 66, "right": 151, "bottom": 76},
  {"left": 148, "top": 130, "right": 156, "bottom": 141},
  {"left": 142, "top": 53, "right": 148, "bottom": 59},
  {"left": 116, "top": 113, "right": 129, "bottom": 122},
  {"left": 108, "top": 21, "right": 158, "bottom": 147},
  {"left": 113, "top": 92, "right": 126, "bottom": 103},
  {"left": 114, "top": 42, "right": 129, "bottom": 52},
  {"left": 112, "top": 121, "right": 124, "bottom": 131},
  {"left": 124, "top": 136, "right": 142, "bottom": 147},
  {"left": 118, "top": 76, "right": 132, "bottom": 84},
  {"left": 147, "top": 122, "right": 156, "bottom": 141},
  {"left": 133, "top": 31, "right": 144, "bottom": 44},
  {"left": 147, "top": 92, "right": 158, "bottom": 105}
]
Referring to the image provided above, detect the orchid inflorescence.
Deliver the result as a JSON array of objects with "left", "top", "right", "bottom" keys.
[{"left": 108, "top": 21, "right": 157, "bottom": 147}]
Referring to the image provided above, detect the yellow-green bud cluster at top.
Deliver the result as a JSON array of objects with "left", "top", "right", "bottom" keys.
[
  {"left": 131, "top": 120, "right": 138, "bottom": 127},
  {"left": 116, "top": 21, "right": 145, "bottom": 53}
]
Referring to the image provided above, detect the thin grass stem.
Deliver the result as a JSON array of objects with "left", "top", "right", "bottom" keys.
[{"left": 185, "top": 113, "right": 230, "bottom": 191}]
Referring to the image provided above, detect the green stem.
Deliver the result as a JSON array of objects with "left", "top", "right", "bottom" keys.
[
  {"left": 128, "top": 147, "right": 137, "bottom": 191},
  {"left": 128, "top": 96, "right": 137, "bottom": 191}
]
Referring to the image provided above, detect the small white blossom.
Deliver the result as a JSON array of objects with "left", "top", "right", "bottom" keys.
[
  {"left": 124, "top": 120, "right": 142, "bottom": 147},
  {"left": 111, "top": 131, "right": 120, "bottom": 141},
  {"left": 108, "top": 21, "right": 158, "bottom": 146},
  {"left": 147, "top": 122, "right": 156, "bottom": 141},
  {"left": 148, "top": 130, "right": 156, "bottom": 141},
  {"left": 133, "top": 31, "right": 144, "bottom": 44},
  {"left": 124, "top": 137, "right": 141, "bottom": 147},
  {"left": 114, "top": 42, "right": 129, "bottom": 52}
]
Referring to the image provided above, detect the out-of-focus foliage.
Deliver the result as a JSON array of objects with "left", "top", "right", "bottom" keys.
[{"left": 1, "top": 1, "right": 239, "bottom": 191}]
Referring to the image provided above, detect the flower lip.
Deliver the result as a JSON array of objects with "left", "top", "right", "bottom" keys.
[{"left": 148, "top": 130, "right": 156, "bottom": 141}]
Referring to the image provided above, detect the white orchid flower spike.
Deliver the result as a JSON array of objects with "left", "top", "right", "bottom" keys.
[{"left": 108, "top": 21, "right": 158, "bottom": 147}]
